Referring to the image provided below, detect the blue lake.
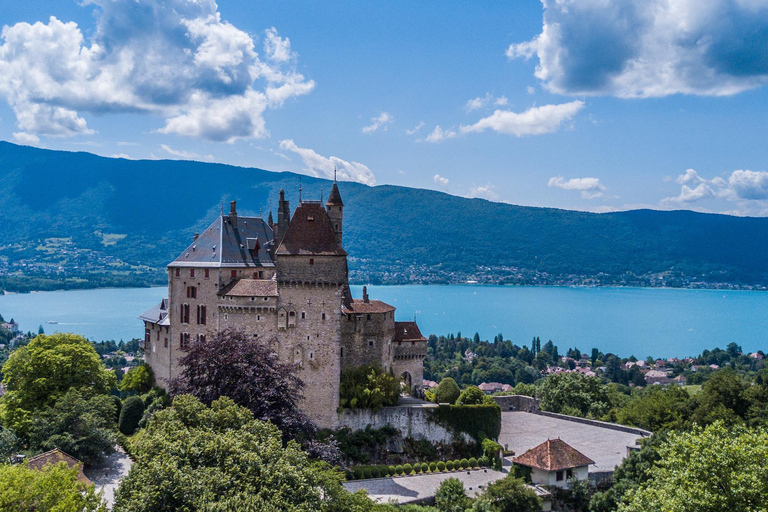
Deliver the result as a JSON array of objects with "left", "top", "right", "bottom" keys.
[{"left": 0, "top": 285, "right": 766, "bottom": 358}]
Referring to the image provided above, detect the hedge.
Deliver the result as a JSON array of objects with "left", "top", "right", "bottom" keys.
[
  {"left": 427, "top": 404, "right": 501, "bottom": 443},
  {"left": 118, "top": 396, "right": 145, "bottom": 436}
]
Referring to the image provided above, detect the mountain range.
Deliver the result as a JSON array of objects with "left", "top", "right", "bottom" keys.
[{"left": 1, "top": 141, "right": 768, "bottom": 292}]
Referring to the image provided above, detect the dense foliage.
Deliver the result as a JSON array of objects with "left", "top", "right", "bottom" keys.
[
  {"left": 114, "top": 395, "right": 374, "bottom": 512},
  {"left": 118, "top": 396, "right": 145, "bottom": 436},
  {"left": 29, "top": 388, "right": 116, "bottom": 465},
  {"left": 472, "top": 475, "right": 541, "bottom": 512},
  {"left": 339, "top": 364, "right": 400, "bottom": 411},
  {"left": 119, "top": 365, "right": 155, "bottom": 394},
  {"left": 435, "top": 478, "right": 470, "bottom": 512},
  {"left": 434, "top": 378, "right": 461, "bottom": 404},
  {"left": 428, "top": 404, "right": 501, "bottom": 443},
  {"left": 0, "top": 462, "right": 106, "bottom": 512},
  {"left": 169, "top": 329, "right": 314, "bottom": 439},
  {"left": 0, "top": 333, "right": 116, "bottom": 437}
]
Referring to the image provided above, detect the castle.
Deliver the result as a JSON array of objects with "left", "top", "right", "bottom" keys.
[{"left": 139, "top": 182, "right": 427, "bottom": 427}]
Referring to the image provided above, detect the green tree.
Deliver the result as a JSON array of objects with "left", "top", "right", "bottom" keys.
[
  {"left": 472, "top": 475, "right": 541, "bottom": 512},
  {"left": 620, "top": 423, "right": 768, "bottom": 512},
  {"left": 0, "top": 426, "right": 21, "bottom": 462},
  {"left": 690, "top": 368, "right": 750, "bottom": 425},
  {"left": 0, "top": 462, "right": 106, "bottom": 512},
  {"left": 435, "top": 477, "right": 470, "bottom": 512},
  {"left": 538, "top": 372, "right": 611, "bottom": 418},
  {"left": 114, "top": 395, "right": 376, "bottom": 512},
  {"left": 0, "top": 333, "right": 116, "bottom": 437},
  {"left": 435, "top": 378, "right": 461, "bottom": 404},
  {"left": 118, "top": 396, "right": 144, "bottom": 436},
  {"left": 613, "top": 385, "right": 691, "bottom": 431},
  {"left": 340, "top": 365, "right": 400, "bottom": 411},
  {"left": 456, "top": 385, "right": 490, "bottom": 405},
  {"left": 119, "top": 365, "right": 155, "bottom": 394},
  {"left": 29, "top": 388, "right": 116, "bottom": 465}
]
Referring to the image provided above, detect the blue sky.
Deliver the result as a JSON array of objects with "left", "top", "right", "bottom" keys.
[{"left": 2, "top": 0, "right": 768, "bottom": 215}]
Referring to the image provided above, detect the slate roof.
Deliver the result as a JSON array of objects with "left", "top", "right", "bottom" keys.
[
  {"left": 218, "top": 278, "right": 279, "bottom": 297},
  {"left": 513, "top": 439, "right": 595, "bottom": 472},
  {"left": 169, "top": 214, "right": 275, "bottom": 268},
  {"left": 394, "top": 321, "right": 426, "bottom": 342},
  {"left": 27, "top": 449, "right": 92, "bottom": 485},
  {"left": 342, "top": 299, "right": 395, "bottom": 314},
  {"left": 326, "top": 182, "right": 344, "bottom": 206},
  {"left": 276, "top": 202, "right": 347, "bottom": 256},
  {"left": 138, "top": 299, "right": 170, "bottom": 326}
]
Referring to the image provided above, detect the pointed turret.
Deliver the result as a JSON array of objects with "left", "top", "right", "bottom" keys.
[{"left": 326, "top": 179, "right": 344, "bottom": 246}]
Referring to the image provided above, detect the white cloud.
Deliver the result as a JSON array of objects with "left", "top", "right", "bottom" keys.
[
  {"left": 434, "top": 174, "right": 449, "bottom": 186},
  {"left": 663, "top": 168, "right": 768, "bottom": 208},
  {"left": 279, "top": 139, "right": 376, "bottom": 186},
  {"left": 469, "top": 183, "right": 499, "bottom": 201},
  {"left": 727, "top": 170, "right": 768, "bottom": 200},
  {"left": 407, "top": 121, "right": 425, "bottom": 135},
  {"left": 423, "top": 125, "right": 456, "bottom": 143},
  {"left": 12, "top": 132, "right": 40, "bottom": 145},
  {"left": 0, "top": 1, "right": 314, "bottom": 142},
  {"left": 509, "top": 0, "right": 768, "bottom": 98},
  {"left": 160, "top": 144, "right": 213, "bottom": 161},
  {"left": 548, "top": 176, "right": 606, "bottom": 199},
  {"left": 110, "top": 153, "right": 133, "bottom": 159},
  {"left": 527, "top": 86, "right": 535, "bottom": 94},
  {"left": 465, "top": 93, "right": 509, "bottom": 112},
  {"left": 461, "top": 101, "right": 584, "bottom": 137},
  {"left": 362, "top": 112, "right": 393, "bottom": 134}
]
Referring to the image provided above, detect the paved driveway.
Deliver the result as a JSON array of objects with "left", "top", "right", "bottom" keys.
[
  {"left": 499, "top": 411, "right": 643, "bottom": 472},
  {"left": 344, "top": 468, "right": 506, "bottom": 504},
  {"left": 84, "top": 446, "right": 133, "bottom": 509}
]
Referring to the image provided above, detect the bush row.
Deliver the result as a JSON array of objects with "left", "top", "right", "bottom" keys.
[{"left": 346, "top": 456, "right": 488, "bottom": 480}]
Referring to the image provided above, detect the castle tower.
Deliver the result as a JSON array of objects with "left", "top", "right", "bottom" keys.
[
  {"left": 326, "top": 179, "right": 344, "bottom": 247},
  {"left": 276, "top": 189, "right": 290, "bottom": 244}
]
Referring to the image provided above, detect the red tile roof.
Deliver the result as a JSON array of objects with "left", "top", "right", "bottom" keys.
[
  {"left": 27, "top": 449, "right": 92, "bottom": 485},
  {"left": 394, "top": 321, "right": 426, "bottom": 342},
  {"left": 513, "top": 439, "right": 594, "bottom": 472},
  {"left": 343, "top": 299, "right": 396, "bottom": 314},
  {"left": 218, "top": 278, "right": 279, "bottom": 297},
  {"left": 276, "top": 202, "right": 346, "bottom": 256}
]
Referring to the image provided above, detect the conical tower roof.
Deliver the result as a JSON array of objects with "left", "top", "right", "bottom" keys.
[{"left": 326, "top": 181, "right": 344, "bottom": 206}]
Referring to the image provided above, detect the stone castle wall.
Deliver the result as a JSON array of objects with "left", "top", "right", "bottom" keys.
[{"left": 341, "top": 311, "right": 394, "bottom": 372}]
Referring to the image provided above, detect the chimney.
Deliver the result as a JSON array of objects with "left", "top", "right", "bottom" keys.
[
  {"left": 363, "top": 286, "right": 369, "bottom": 303},
  {"left": 229, "top": 200, "right": 237, "bottom": 226},
  {"left": 193, "top": 233, "right": 199, "bottom": 241}
]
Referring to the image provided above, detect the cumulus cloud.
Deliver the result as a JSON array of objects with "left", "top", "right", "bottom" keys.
[
  {"left": 160, "top": 144, "right": 213, "bottom": 161},
  {"left": 433, "top": 174, "right": 449, "bottom": 186},
  {"left": 279, "top": 139, "right": 376, "bottom": 186},
  {"left": 406, "top": 121, "right": 425, "bottom": 135},
  {"left": 509, "top": 0, "right": 768, "bottom": 98},
  {"left": 362, "top": 112, "right": 393, "bottom": 134},
  {"left": 469, "top": 183, "right": 499, "bottom": 201},
  {"left": 423, "top": 125, "right": 457, "bottom": 143},
  {"left": 548, "top": 176, "right": 606, "bottom": 199},
  {"left": 663, "top": 168, "right": 768, "bottom": 207},
  {"left": 461, "top": 101, "right": 584, "bottom": 136},
  {"left": 465, "top": 93, "right": 509, "bottom": 111},
  {"left": 13, "top": 132, "right": 40, "bottom": 145},
  {"left": 0, "top": 1, "right": 314, "bottom": 142}
]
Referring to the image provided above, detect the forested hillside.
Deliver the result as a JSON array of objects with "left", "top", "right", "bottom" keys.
[{"left": 2, "top": 141, "right": 768, "bottom": 291}]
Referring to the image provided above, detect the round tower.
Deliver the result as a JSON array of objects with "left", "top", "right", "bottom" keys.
[{"left": 326, "top": 180, "right": 344, "bottom": 247}]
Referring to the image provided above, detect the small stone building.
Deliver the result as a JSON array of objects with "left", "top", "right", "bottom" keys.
[
  {"left": 27, "top": 449, "right": 92, "bottom": 485},
  {"left": 140, "top": 182, "right": 427, "bottom": 428},
  {"left": 513, "top": 438, "right": 594, "bottom": 489}
]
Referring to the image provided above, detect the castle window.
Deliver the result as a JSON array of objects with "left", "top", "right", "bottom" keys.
[
  {"left": 257, "top": 315, "right": 261, "bottom": 321},
  {"left": 322, "top": 312, "right": 326, "bottom": 320},
  {"left": 309, "top": 258, "right": 314, "bottom": 265},
  {"left": 309, "top": 352, "right": 314, "bottom": 360},
  {"left": 258, "top": 271, "right": 264, "bottom": 278},
  {"left": 204, "top": 269, "right": 209, "bottom": 278},
  {"left": 156, "top": 330, "right": 160, "bottom": 341},
  {"left": 197, "top": 305, "right": 207, "bottom": 325},
  {"left": 187, "top": 286, "right": 197, "bottom": 299},
  {"left": 175, "top": 268, "right": 180, "bottom": 277},
  {"left": 340, "top": 347, "right": 344, "bottom": 357},
  {"left": 368, "top": 340, "right": 374, "bottom": 347},
  {"left": 181, "top": 304, "right": 190, "bottom": 324},
  {"left": 190, "top": 269, "right": 195, "bottom": 278},
  {"left": 144, "top": 329, "right": 150, "bottom": 344},
  {"left": 301, "top": 311, "right": 306, "bottom": 320},
  {"left": 367, "top": 314, "right": 371, "bottom": 321},
  {"left": 231, "top": 270, "right": 237, "bottom": 278},
  {"left": 224, "top": 313, "right": 228, "bottom": 321},
  {"left": 180, "top": 333, "right": 190, "bottom": 350},
  {"left": 263, "top": 297, "right": 268, "bottom": 301},
  {"left": 198, "top": 334, "right": 206, "bottom": 343}
]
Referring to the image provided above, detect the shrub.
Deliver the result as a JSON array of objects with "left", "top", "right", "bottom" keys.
[
  {"left": 479, "top": 456, "right": 488, "bottom": 467},
  {"left": 468, "top": 457, "right": 478, "bottom": 468},
  {"left": 396, "top": 465, "right": 404, "bottom": 475},
  {"left": 345, "top": 470, "right": 354, "bottom": 480},
  {"left": 354, "top": 468, "right": 363, "bottom": 479},
  {"left": 388, "top": 465, "right": 396, "bottom": 476},
  {"left": 446, "top": 461, "right": 454, "bottom": 471},
  {"left": 461, "top": 458, "right": 469, "bottom": 468},
  {"left": 118, "top": 396, "right": 145, "bottom": 436},
  {"left": 435, "top": 378, "right": 461, "bottom": 404},
  {"left": 404, "top": 463, "right": 413, "bottom": 475},
  {"left": 456, "top": 385, "right": 487, "bottom": 405},
  {"left": 416, "top": 463, "right": 424, "bottom": 473},
  {"left": 339, "top": 364, "right": 400, "bottom": 411},
  {"left": 363, "top": 468, "right": 372, "bottom": 479},
  {"left": 429, "top": 462, "right": 437, "bottom": 472},
  {"left": 111, "top": 395, "right": 122, "bottom": 423},
  {"left": 435, "top": 477, "right": 470, "bottom": 512},
  {"left": 437, "top": 461, "right": 446, "bottom": 471},
  {"left": 371, "top": 467, "right": 379, "bottom": 478}
]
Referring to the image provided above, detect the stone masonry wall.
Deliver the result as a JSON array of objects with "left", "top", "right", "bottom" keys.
[
  {"left": 341, "top": 311, "right": 394, "bottom": 372},
  {"left": 338, "top": 406, "right": 473, "bottom": 445}
]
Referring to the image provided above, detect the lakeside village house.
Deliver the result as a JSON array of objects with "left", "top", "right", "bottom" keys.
[{"left": 139, "top": 182, "right": 427, "bottom": 428}]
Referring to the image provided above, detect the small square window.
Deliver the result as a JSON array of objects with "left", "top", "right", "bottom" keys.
[
  {"left": 190, "top": 269, "right": 195, "bottom": 278},
  {"left": 556, "top": 471, "right": 564, "bottom": 482},
  {"left": 175, "top": 268, "right": 180, "bottom": 277},
  {"left": 368, "top": 340, "right": 374, "bottom": 347},
  {"left": 231, "top": 270, "right": 237, "bottom": 278},
  {"left": 309, "top": 258, "right": 314, "bottom": 265},
  {"left": 204, "top": 268, "right": 210, "bottom": 278}
]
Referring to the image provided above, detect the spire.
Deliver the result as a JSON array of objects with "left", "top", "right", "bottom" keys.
[
  {"left": 299, "top": 177, "right": 302, "bottom": 204},
  {"left": 326, "top": 180, "right": 343, "bottom": 206},
  {"left": 268, "top": 210, "right": 274, "bottom": 225}
]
